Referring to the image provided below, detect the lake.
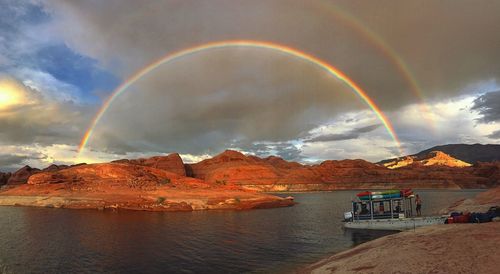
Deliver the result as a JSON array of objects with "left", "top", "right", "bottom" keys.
[{"left": 0, "top": 189, "right": 482, "bottom": 273}]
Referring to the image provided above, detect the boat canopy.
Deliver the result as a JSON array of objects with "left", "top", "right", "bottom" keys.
[{"left": 348, "top": 189, "right": 415, "bottom": 221}]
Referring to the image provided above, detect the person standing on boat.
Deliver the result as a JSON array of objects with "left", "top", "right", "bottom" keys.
[{"left": 415, "top": 194, "right": 422, "bottom": 216}]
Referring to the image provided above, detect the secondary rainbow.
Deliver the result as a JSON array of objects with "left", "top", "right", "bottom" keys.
[
  {"left": 78, "top": 40, "right": 402, "bottom": 155},
  {"left": 315, "top": 2, "right": 435, "bottom": 128}
]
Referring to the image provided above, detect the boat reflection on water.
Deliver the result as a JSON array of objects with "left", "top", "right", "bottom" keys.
[{"left": 344, "top": 228, "right": 396, "bottom": 246}]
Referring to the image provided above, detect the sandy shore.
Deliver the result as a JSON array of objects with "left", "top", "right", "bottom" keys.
[{"left": 302, "top": 222, "right": 500, "bottom": 274}]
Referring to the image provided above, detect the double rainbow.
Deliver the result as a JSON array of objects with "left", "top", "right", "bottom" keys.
[{"left": 78, "top": 40, "right": 402, "bottom": 155}]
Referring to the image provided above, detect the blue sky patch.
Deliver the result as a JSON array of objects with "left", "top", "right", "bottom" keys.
[{"left": 35, "top": 44, "right": 121, "bottom": 101}]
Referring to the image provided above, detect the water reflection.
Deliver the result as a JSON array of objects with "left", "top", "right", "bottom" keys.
[
  {"left": 344, "top": 228, "right": 395, "bottom": 246},
  {"left": 0, "top": 190, "right": 482, "bottom": 273}
]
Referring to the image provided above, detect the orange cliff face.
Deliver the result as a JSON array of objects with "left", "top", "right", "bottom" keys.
[
  {"left": 0, "top": 161, "right": 294, "bottom": 211},
  {"left": 0, "top": 150, "right": 498, "bottom": 204},
  {"left": 186, "top": 150, "right": 498, "bottom": 191},
  {"left": 112, "top": 153, "right": 186, "bottom": 176}
]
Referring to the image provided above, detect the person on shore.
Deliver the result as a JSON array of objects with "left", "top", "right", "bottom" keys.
[{"left": 415, "top": 194, "right": 422, "bottom": 216}]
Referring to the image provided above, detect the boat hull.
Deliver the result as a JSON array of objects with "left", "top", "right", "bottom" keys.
[{"left": 344, "top": 216, "right": 447, "bottom": 231}]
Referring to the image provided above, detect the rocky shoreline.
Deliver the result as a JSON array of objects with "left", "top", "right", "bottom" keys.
[
  {"left": 301, "top": 222, "right": 499, "bottom": 274},
  {"left": 0, "top": 194, "right": 294, "bottom": 211},
  {"left": 301, "top": 187, "right": 500, "bottom": 273},
  {"left": 0, "top": 162, "right": 295, "bottom": 212},
  {"left": 0, "top": 149, "right": 497, "bottom": 212}
]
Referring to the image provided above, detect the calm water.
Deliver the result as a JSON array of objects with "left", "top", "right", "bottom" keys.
[{"left": 0, "top": 190, "right": 482, "bottom": 273}]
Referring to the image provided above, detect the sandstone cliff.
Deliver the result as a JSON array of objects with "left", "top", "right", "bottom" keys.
[
  {"left": 6, "top": 166, "right": 40, "bottom": 185},
  {"left": 380, "top": 143, "right": 500, "bottom": 165},
  {"left": 0, "top": 162, "right": 294, "bottom": 211},
  {"left": 381, "top": 151, "right": 471, "bottom": 169},
  {"left": 1, "top": 148, "right": 498, "bottom": 192},
  {"left": 186, "top": 150, "right": 498, "bottom": 191},
  {"left": 0, "top": 172, "right": 11, "bottom": 186},
  {"left": 112, "top": 153, "right": 186, "bottom": 176}
]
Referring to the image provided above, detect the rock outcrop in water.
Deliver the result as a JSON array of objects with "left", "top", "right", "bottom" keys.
[
  {"left": 1, "top": 146, "right": 498, "bottom": 196},
  {"left": 0, "top": 162, "right": 294, "bottom": 211}
]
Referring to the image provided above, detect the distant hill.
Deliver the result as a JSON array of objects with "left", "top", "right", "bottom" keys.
[
  {"left": 381, "top": 151, "right": 471, "bottom": 169},
  {"left": 415, "top": 144, "right": 500, "bottom": 164},
  {"left": 2, "top": 148, "right": 499, "bottom": 191}
]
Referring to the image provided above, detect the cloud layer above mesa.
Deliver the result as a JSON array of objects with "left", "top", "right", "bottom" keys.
[{"left": 0, "top": 0, "right": 499, "bottom": 167}]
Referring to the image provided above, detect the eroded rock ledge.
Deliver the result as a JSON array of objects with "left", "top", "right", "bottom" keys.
[{"left": 0, "top": 163, "right": 294, "bottom": 211}]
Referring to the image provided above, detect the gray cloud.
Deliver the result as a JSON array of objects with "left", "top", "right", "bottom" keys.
[
  {"left": 305, "top": 124, "right": 381, "bottom": 143},
  {"left": 471, "top": 91, "right": 500, "bottom": 123},
  {"left": 487, "top": 130, "right": 500, "bottom": 139},
  {"left": 0, "top": 0, "right": 497, "bottom": 162},
  {"left": 0, "top": 154, "right": 28, "bottom": 167},
  {"left": 230, "top": 141, "right": 304, "bottom": 162},
  {"left": 85, "top": 50, "right": 358, "bottom": 154},
  {"left": 43, "top": 0, "right": 500, "bottom": 107},
  {"left": 37, "top": 0, "right": 500, "bottom": 156}
]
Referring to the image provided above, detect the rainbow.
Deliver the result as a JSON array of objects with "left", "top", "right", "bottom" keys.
[
  {"left": 315, "top": 2, "right": 435, "bottom": 128},
  {"left": 78, "top": 40, "right": 402, "bottom": 155}
]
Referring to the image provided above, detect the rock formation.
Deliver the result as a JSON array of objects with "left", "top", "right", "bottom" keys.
[
  {"left": 112, "top": 153, "right": 186, "bottom": 176},
  {"left": 0, "top": 172, "right": 11, "bottom": 186},
  {"left": 381, "top": 151, "right": 471, "bottom": 169},
  {"left": 187, "top": 150, "right": 498, "bottom": 191},
  {"left": 6, "top": 165, "right": 40, "bottom": 185},
  {"left": 0, "top": 162, "right": 293, "bottom": 211},
  {"left": 0, "top": 147, "right": 498, "bottom": 193},
  {"left": 42, "top": 164, "right": 70, "bottom": 172},
  {"left": 381, "top": 143, "right": 500, "bottom": 165}
]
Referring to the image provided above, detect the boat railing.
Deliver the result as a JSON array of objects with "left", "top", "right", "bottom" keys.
[{"left": 349, "top": 196, "right": 414, "bottom": 222}]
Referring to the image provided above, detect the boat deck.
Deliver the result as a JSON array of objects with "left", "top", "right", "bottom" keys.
[{"left": 344, "top": 216, "right": 447, "bottom": 231}]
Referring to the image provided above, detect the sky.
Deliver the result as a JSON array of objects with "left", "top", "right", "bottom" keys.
[{"left": 0, "top": 0, "right": 499, "bottom": 171}]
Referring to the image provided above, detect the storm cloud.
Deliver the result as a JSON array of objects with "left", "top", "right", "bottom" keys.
[
  {"left": 471, "top": 90, "right": 500, "bottom": 123},
  {"left": 305, "top": 124, "right": 381, "bottom": 143},
  {"left": 487, "top": 130, "right": 500, "bottom": 140},
  {"left": 0, "top": 154, "right": 28, "bottom": 167},
  {"left": 37, "top": 0, "right": 500, "bottom": 155},
  {"left": 43, "top": 0, "right": 500, "bottom": 104},
  {"left": 0, "top": 1, "right": 498, "bottom": 164}
]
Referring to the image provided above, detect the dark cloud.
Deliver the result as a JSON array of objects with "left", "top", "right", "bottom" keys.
[
  {"left": 487, "top": 130, "right": 500, "bottom": 139},
  {"left": 304, "top": 124, "right": 381, "bottom": 143},
  {"left": 471, "top": 91, "right": 500, "bottom": 123},
  {"left": 229, "top": 141, "right": 304, "bottom": 162},
  {"left": 44, "top": 0, "right": 500, "bottom": 107},
  {"left": 274, "top": 145, "right": 304, "bottom": 161},
  {"left": 37, "top": 0, "right": 500, "bottom": 155},
  {"left": 0, "top": 0, "right": 498, "bottom": 161},
  {"left": 0, "top": 154, "right": 28, "bottom": 167},
  {"left": 86, "top": 50, "right": 358, "bottom": 154}
]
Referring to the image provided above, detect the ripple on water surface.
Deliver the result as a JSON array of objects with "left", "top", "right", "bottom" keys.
[{"left": 0, "top": 190, "right": 482, "bottom": 273}]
